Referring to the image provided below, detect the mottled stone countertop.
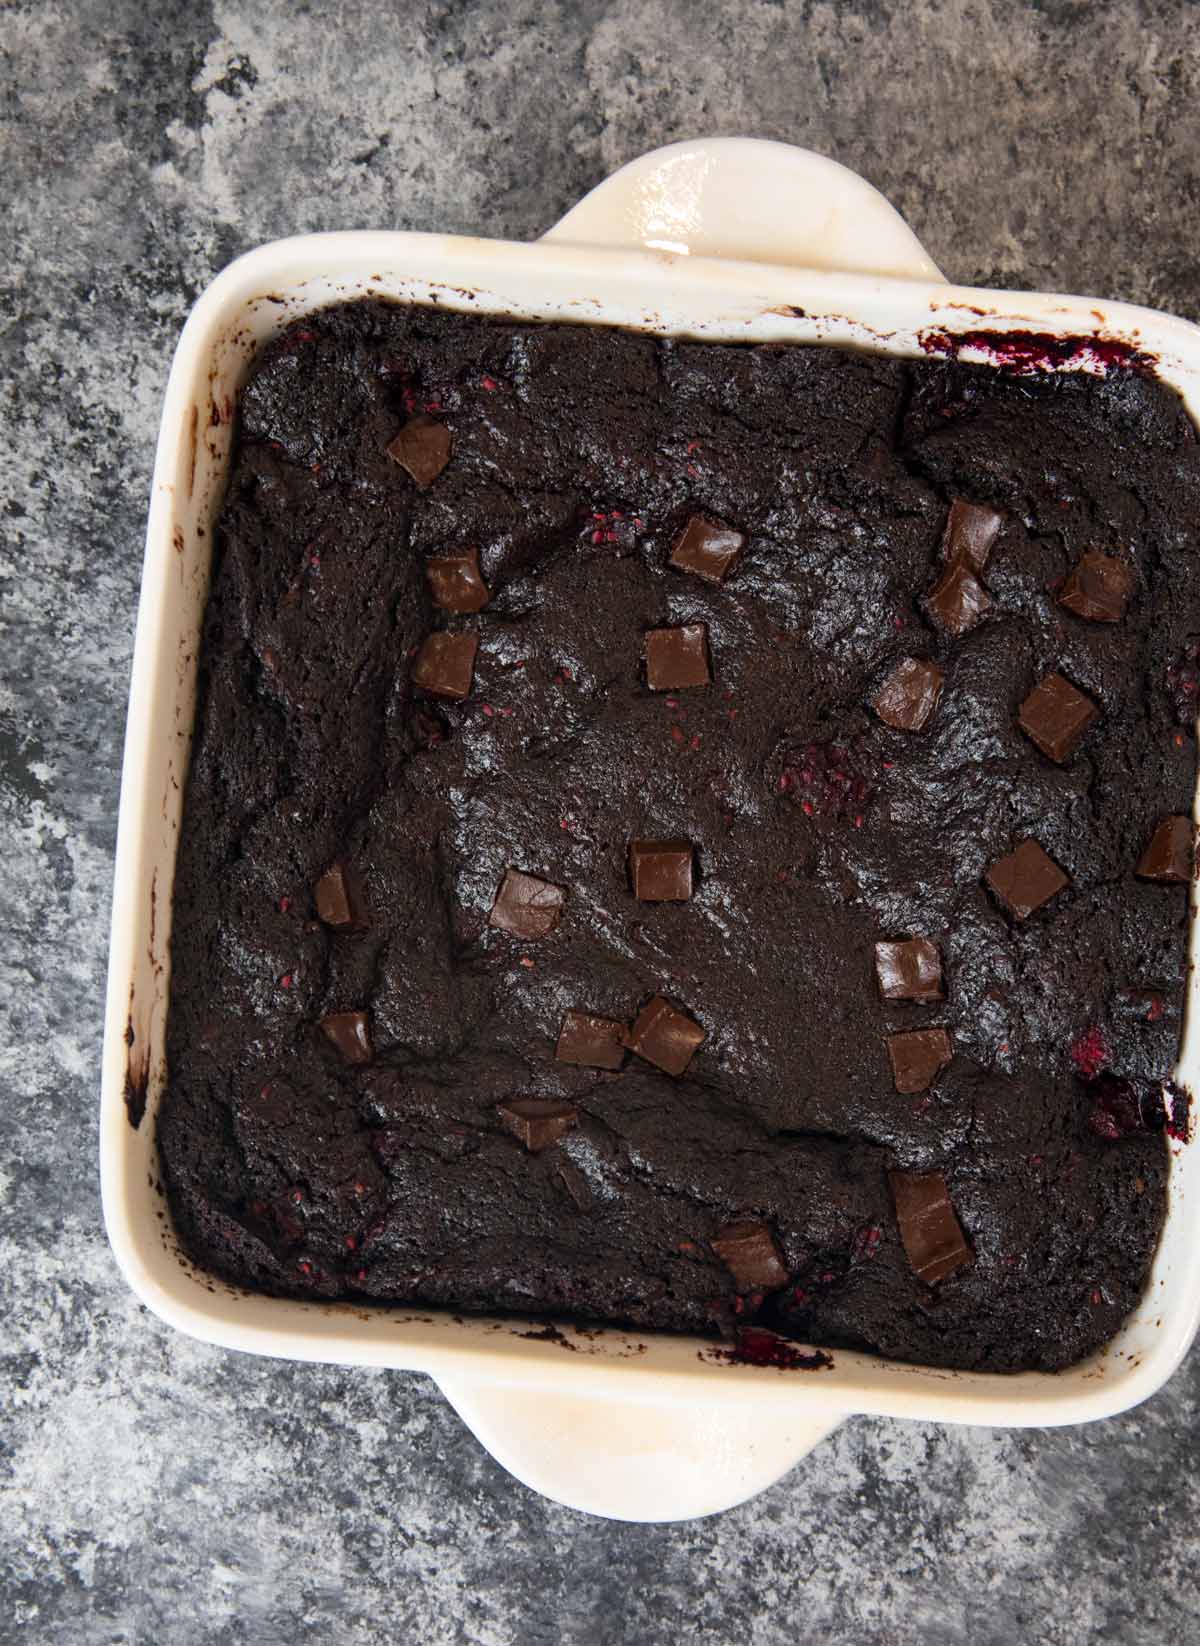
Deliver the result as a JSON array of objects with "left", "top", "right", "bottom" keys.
[{"left": 4, "top": 2, "right": 1200, "bottom": 1641}]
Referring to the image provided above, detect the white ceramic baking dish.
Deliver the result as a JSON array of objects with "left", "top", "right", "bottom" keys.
[{"left": 101, "top": 138, "right": 1200, "bottom": 1522}]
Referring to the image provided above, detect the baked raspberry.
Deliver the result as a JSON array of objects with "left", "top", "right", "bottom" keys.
[
  {"left": 1070, "top": 1025, "right": 1110, "bottom": 1082},
  {"left": 778, "top": 739, "right": 874, "bottom": 823},
  {"left": 1087, "top": 1076, "right": 1165, "bottom": 1139},
  {"left": 1166, "top": 642, "right": 1200, "bottom": 727}
]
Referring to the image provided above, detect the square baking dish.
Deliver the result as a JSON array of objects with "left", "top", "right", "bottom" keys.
[{"left": 101, "top": 139, "right": 1200, "bottom": 1521}]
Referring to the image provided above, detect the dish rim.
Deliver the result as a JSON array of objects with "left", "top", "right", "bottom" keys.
[{"left": 101, "top": 206, "right": 1200, "bottom": 1431}]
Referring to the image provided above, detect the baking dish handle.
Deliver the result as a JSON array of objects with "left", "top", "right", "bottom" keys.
[
  {"left": 542, "top": 136, "right": 945, "bottom": 282},
  {"left": 437, "top": 1374, "right": 843, "bottom": 1521}
]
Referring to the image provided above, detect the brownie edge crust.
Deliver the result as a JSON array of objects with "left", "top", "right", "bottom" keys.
[{"left": 158, "top": 300, "right": 1199, "bottom": 1373}]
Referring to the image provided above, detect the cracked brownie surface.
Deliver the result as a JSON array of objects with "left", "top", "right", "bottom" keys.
[{"left": 158, "top": 299, "right": 1198, "bottom": 1371}]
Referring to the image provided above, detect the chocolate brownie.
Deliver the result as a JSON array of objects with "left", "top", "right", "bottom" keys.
[{"left": 158, "top": 300, "right": 1199, "bottom": 1372}]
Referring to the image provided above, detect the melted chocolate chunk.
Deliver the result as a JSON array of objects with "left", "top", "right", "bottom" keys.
[
  {"left": 1135, "top": 815, "right": 1195, "bottom": 882},
  {"left": 426, "top": 547, "right": 489, "bottom": 613},
  {"left": 412, "top": 631, "right": 478, "bottom": 700},
  {"left": 644, "top": 624, "right": 711, "bottom": 690},
  {"left": 986, "top": 838, "right": 1070, "bottom": 920},
  {"left": 711, "top": 1220, "right": 789, "bottom": 1292},
  {"left": 555, "top": 1157, "right": 594, "bottom": 1210},
  {"left": 888, "top": 1171, "right": 973, "bottom": 1286},
  {"left": 1017, "top": 672, "right": 1099, "bottom": 763},
  {"left": 874, "top": 938, "right": 943, "bottom": 1002},
  {"left": 872, "top": 657, "right": 945, "bottom": 731},
  {"left": 669, "top": 515, "right": 745, "bottom": 584},
  {"left": 628, "top": 839, "right": 695, "bottom": 901},
  {"left": 319, "top": 1010, "right": 373, "bottom": 1065},
  {"left": 941, "top": 498, "right": 1003, "bottom": 575},
  {"left": 1058, "top": 552, "right": 1134, "bottom": 623},
  {"left": 488, "top": 868, "right": 567, "bottom": 938},
  {"left": 313, "top": 861, "right": 364, "bottom": 929},
  {"left": 555, "top": 1009, "right": 627, "bottom": 1070},
  {"left": 924, "top": 561, "right": 991, "bottom": 636},
  {"left": 887, "top": 1027, "right": 953, "bottom": 1094},
  {"left": 623, "top": 995, "right": 704, "bottom": 1076},
  {"left": 386, "top": 415, "right": 452, "bottom": 488},
  {"left": 497, "top": 1098, "right": 578, "bottom": 1152}
]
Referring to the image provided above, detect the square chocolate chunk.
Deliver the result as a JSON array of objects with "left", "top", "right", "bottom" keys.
[
  {"left": 412, "top": 631, "right": 478, "bottom": 700},
  {"left": 887, "top": 1027, "right": 953, "bottom": 1094},
  {"left": 556, "top": 1010, "right": 627, "bottom": 1070},
  {"left": 644, "top": 624, "right": 710, "bottom": 690},
  {"left": 986, "top": 838, "right": 1069, "bottom": 920},
  {"left": 873, "top": 657, "right": 945, "bottom": 731},
  {"left": 386, "top": 415, "right": 453, "bottom": 488},
  {"left": 1017, "top": 672, "right": 1099, "bottom": 763},
  {"left": 1136, "top": 815, "right": 1196, "bottom": 882},
  {"left": 874, "top": 938, "right": 943, "bottom": 1001},
  {"left": 629, "top": 839, "right": 694, "bottom": 901},
  {"left": 426, "top": 547, "right": 489, "bottom": 613},
  {"left": 319, "top": 1010, "right": 373, "bottom": 1065},
  {"left": 313, "top": 861, "right": 364, "bottom": 929},
  {"left": 941, "top": 499, "right": 1003, "bottom": 575},
  {"left": 888, "top": 1171, "right": 973, "bottom": 1286},
  {"left": 488, "top": 868, "right": 567, "bottom": 939},
  {"left": 497, "top": 1098, "right": 578, "bottom": 1152},
  {"left": 669, "top": 515, "right": 745, "bottom": 583},
  {"left": 925, "top": 561, "right": 991, "bottom": 636},
  {"left": 624, "top": 995, "right": 705, "bottom": 1077},
  {"left": 1058, "top": 552, "right": 1134, "bottom": 623},
  {"left": 711, "top": 1220, "right": 789, "bottom": 1292}
]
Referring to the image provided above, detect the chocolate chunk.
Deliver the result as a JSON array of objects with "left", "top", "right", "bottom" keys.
[
  {"left": 555, "top": 1009, "right": 626, "bottom": 1070},
  {"left": 986, "top": 838, "right": 1070, "bottom": 920},
  {"left": 888, "top": 1171, "right": 973, "bottom": 1286},
  {"left": 426, "top": 547, "right": 489, "bottom": 613},
  {"left": 1017, "top": 672, "right": 1099, "bottom": 763},
  {"left": 386, "top": 415, "right": 452, "bottom": 488},
  {"left": 488, "top": 867, "right": 567, "bottom": 938},
  {"left": 941, "top": 498, "right": 1003, "bottom": 575},
  {"left": 623, "top": 995, "right": 705, "bottom": 1077},
  {"left": 313, "top": 861, "right": 364, "bottom": 929},
  {"left": 1058, "top": 552, "right": 1134, "bottom": 623},
  {"left": 925, "top": 561, "right": 991, "bottom": 636},
  {"left": 872, "top": 657, "right": 945, "bottom": 732},
  {"left": 628, "top": 839, "right": 694, "bottom": 901},
  {"left": 886, "top": 1027, "right": 953, "bottom": 1094},
  {"left": 412, "top": 631, "right": 478, "bottom": 700},
  {"left": 711, "top": 1220, "right": 789, "bottom": 1292},
  {"left": 497, "top": 1098, "right": 578, "bottom": 1152},
  {"left": 644, "top": 624, "right": 711, "bottom": 690},
  {"left": 1135, "top": 815, "right": 1195, "bottom": 882},
  {"left": 319, "top": 1009, "right": 373, "bottom": 1065},
  {"left": 874, "top": 938, "right": 943, "bottom": 1001},
  {"left": 669, "top": 515, "right": 745, "bottom": 584}
]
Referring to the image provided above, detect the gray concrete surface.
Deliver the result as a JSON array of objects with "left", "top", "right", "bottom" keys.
[{"left": 3, "top": 2, "right": 1200, "bottom": 1641}]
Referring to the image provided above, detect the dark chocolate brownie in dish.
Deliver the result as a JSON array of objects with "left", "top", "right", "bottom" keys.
[{"left": 158, "top": 299, "right": 1199, "bottom": 1373}]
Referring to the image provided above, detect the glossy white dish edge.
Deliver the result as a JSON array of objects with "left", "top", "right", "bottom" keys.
[{"left": 100, "top": 141, "right": 1200, "bottom": 1520}]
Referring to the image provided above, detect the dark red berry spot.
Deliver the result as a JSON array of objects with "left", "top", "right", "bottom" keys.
[
  {"left": 726, "top": 1327, "right": 832, "bottom": 1371},
  {"left": 1070, "top": 1024, "right": 1110, "bottom": 1082},
  {"left": 1087, "top": 1075, "right": 1165, "bottom": 1140},
  {"left": 851, "top": 1225, "right": 882, "bottom": 1264},
  {"left": 1166, "top": 643, "right": 1200, "bottom": 728},
  {"left": 778, "top": 739, "right": 875, "bottom": 823}
]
